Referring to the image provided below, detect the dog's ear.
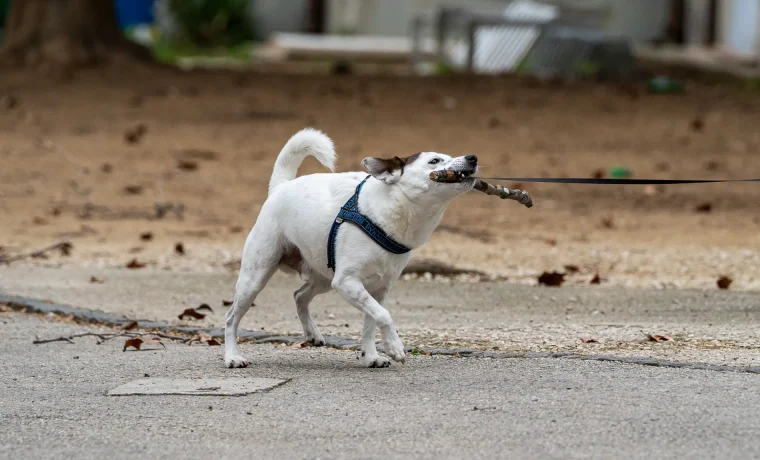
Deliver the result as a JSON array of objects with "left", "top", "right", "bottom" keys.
[{"left": 361, "top": 156, "right": 405, "bottom": 184}]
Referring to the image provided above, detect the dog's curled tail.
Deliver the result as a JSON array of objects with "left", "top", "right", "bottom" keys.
[{"left": 269, "top": 128, "right": 336, "bottom": 194}]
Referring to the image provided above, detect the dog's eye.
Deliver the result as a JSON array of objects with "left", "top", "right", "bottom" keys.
[{"left": 428, "top": 158, "right": 441, "bottom": 165}]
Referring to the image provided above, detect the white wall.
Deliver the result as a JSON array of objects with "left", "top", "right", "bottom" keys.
[{"left": 718, "top": 0, "right": 760, "bottom": 57}]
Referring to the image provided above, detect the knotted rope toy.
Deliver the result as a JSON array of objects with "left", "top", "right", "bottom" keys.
[{"left": 429, "top": 170, "right": 533, "bottom": 208}]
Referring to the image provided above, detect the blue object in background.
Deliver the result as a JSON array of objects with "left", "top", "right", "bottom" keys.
[{"left": 115, "top": 0, "right": 156, "bottom": 29}]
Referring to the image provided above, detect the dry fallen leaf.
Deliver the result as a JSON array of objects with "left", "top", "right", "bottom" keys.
[
  {"left": 178, "top": 308, "right": 206, "bottom": 320},
  {"left": 124, "top": 185, "right": 144, "bottom": 195},
  {"left": 187, "top": 334, "right": 220, "bottom": 346},
  {"left": 647, "top": 334, "right": 673, "bottom": 343},
  {"left": 125, "top": 259, "right": 147, "bottom": 269},
  {"left": 123, "top": 337, "right": 143, "bottom": 351},
  {"left": 196, "top": 304, "right": 213, "bottom": 313},
  {"left": 695, "top": 203, "right": 713, "bottom": 213},
  {"left": 89, "top": 276, "right": 104, "bottom": 284},
  {"left": 581, "top": 338, "right": 599, "bottom": 344},
  {"left": 538, "top": 271, "right": 565, "bottom": 287},
  {"left": 177, "top": 160, "right": 199, "bottom": 171},
  {"left": 174, "top": 242, "right": 185, "bottom": 255},
  {"left": 122, "top": 321, "right": 139, "bottom": 331},
  {"left": 690, "top": 116, "right": 704, "bottom": 132},
  {"left": 124, "top": 123, "right": 147, "bottom": 145},
  {"left": 140, "top": 232, "right": 153, "bottom": 241},
  {"left": 717, "top": 276, "right": 733, "bottom": 290}
]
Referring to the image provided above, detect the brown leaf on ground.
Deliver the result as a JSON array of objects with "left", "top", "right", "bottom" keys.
[
  {"left": 647, "top": 334, "right": 673, "bottom": 343},
  {"left": 124, "top": 185, "right": 144, "bottom": 195},
  {"left": 123, "top": 337, "right": 143, "bottom": 351},
  {"left": 140, "top": 232, "right": 153, "bottom": 241},
  {"left": 690, "top": 116, "right": 704, "bottom": 132},
  {"left": 563, "top": 264, "right": 580, "bottom": 274},
  {"left": 695, "top": 203, "right": 713, "bottom": 213},
  {"left": 590, "top": 274, "right": 603, "bottom": 285},
  {"left": 717, "top": 276, "right": 733, "bottom": 290},
  {"left": 538, "top": 271, "right": 565, "bottom": 287},
  {"left": 174, "top": 242, "right": 185, "bottom": 255},
  {"left": 89, "top": 276, "right": 104, "bottom": 284},
  {"left": 176, "top": 148, "right": 219, "bottom": 161},
  {"left": 125, "top": 259, "right": 147, "bottom": 269},
  {"left": 187, "top": 334, "right": 221, "bottom": 346},
  {"left": 222, "top": 300, "right": 233, "bottom": 306},
  {"left": 124, "top": 124, "right": 147, "bottom": 145},
  {"left": 177, "top": 159, "right": 199, "bottom": 171},
  {"left": 196, "top": 304, "right": 213, "bottom": 313},
  {"left": 122, "top": 321, "right": 139, "bottom": 331},
  {"left": 178, "top": 308, "right": 206, "bottom": 320},
  {"left": 581, "top": 338, "right": 599, "bottom": 343}
]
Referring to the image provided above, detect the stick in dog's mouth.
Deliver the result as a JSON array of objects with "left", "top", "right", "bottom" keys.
[
  {"left": 428, "top": 169, "right": 475, "bottom": 183},
  {"left": 429, "top": 170, "right": 533, "bottom": 208}
]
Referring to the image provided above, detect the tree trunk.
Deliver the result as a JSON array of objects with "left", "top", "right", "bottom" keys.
[{"left": 1, "top": 0, "right": 152, "bottom": 71}]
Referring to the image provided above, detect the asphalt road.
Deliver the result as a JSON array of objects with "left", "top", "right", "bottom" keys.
[{"left": 1, "top": 313, "right": 760, "bottom": 460}]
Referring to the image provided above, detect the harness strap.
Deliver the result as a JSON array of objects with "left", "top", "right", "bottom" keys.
[{"left": 327, "top": 176, "right": 411, "bottom": 271}]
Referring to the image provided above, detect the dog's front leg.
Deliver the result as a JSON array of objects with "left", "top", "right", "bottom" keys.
[
  {"left": 332, "top": 275, "right": 406, "bottom": 364},
  {"left": 360, "top": 285, "right": 392, "bottom": 368}
]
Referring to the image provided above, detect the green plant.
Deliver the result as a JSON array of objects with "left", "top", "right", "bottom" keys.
[{"left": 168, "top": 0, "right": 255, "bottom": 48}]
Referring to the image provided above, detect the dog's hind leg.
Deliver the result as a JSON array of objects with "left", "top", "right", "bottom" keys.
[
  {"left": 224, "top": 242, "right": 280, "bottom": 368},
  {"left": 332, "top": 274, "right": 406, "bottom": 364},
  {"left": 294, "top": 277, "right": 331, "bottom": 346},
  {"left": 359, "top": 284, "right": 392, "bottom": 367}
]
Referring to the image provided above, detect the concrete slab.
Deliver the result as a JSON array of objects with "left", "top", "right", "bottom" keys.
[{"left": 107, "top": 377, "right": 289, "bottom": 396}]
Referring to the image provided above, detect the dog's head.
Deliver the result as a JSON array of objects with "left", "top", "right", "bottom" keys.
[{"left": 361, "top": 152, "right": 477, "bottom": 203}]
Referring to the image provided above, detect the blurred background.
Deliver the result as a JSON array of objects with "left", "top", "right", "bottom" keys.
[{"left": 0, "top": 0, "right": 758, "bottom": 291}]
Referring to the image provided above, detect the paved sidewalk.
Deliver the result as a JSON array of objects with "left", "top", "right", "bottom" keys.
[
  {"left": 2, "top": 266, "right": 760, "bottom": 366},
  {"left": 2, "top": 313, "right": 760, "bottom": 460}
]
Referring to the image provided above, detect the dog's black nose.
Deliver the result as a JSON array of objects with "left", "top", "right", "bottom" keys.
[{"left": 465, "top": 155, "right": 478, "bottom": 165}]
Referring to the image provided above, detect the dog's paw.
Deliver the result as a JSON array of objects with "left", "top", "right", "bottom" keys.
[
  {"left": 305, "top": 331, "right": 326, "bottom": 347},
  {"left": 381, "top": 336, "right": 407, "bottom": 363},
  {"left": 225, "top": 354, "right": 251, "bottom": 368},
  {"left": 359, "top": 350, "right": 392, "bottom": 368}
]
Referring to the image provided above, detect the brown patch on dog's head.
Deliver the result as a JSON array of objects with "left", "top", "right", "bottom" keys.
[{"left": 362, "top": 153, "right": 422, "bottom": 184}]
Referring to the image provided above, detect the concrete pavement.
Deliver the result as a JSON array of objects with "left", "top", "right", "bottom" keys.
[
  {"left": 2, "top": 266, "right": 760, "bottom": 366},
  {"left": 1, "top": 312, "right": 760, "bottom": 460}
]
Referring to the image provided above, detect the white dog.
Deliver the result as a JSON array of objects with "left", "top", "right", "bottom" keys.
[{"left": 224, "top": 128, "right": 478, "bottom": 368}]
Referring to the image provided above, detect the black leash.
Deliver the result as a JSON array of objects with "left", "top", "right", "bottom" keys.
[{"left": 478, "top": 177, "right": 760, "bottom": 185}]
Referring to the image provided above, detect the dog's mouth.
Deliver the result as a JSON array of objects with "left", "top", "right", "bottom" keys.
[{"left": 429, "top": 169, "right": 477, "bottom": 184}]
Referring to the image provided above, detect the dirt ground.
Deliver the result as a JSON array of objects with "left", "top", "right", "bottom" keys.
[{"left": 1, "top": 63, "right": 759, "bottom": 290}]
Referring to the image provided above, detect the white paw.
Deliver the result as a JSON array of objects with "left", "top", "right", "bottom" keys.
[
  {"left": 225, "top": 354, "right": 251, "bottom": 368},
  {"left": 305, "top": 330, "right": 326, "bottom": 347},
  {"left": 381, "top": 335, "right": 407, "bottom": 363},
  {"left": 360, "top": 351, "right": 392, "bottom": 368}
]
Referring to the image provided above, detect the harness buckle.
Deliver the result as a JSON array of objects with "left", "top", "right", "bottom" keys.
[{"left": 335, "top": 217, "right": 344, "bottom": 223}]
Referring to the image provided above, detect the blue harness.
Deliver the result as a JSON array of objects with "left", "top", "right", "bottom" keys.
[{"left": 327, "top": 175, "right": 411, "bottom": 271}]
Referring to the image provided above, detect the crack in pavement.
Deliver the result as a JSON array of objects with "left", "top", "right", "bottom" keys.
[{"left": 2, "top": 293, "right": 760, "bottom": 375}]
